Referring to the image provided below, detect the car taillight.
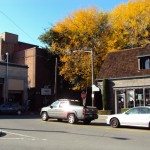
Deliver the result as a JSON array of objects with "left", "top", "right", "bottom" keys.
[
  {"left": 83, "top": 108, "right": 86, "bottom": 115},
  {"left": 83, "top": 108, "right": 89, "bottom": 115}
]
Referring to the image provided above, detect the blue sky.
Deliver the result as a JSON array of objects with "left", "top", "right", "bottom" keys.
[{"left": 0, "top": 0, "right": 127, "bottom": 47}]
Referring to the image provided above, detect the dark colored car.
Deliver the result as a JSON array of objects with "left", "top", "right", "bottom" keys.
[{"left": 0, "top": 102, "right": 22, "bottom": 115}]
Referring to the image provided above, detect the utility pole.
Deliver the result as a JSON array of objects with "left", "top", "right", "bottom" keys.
[{"left": 54, "top": 57, "right": 58, "bottom": 99}]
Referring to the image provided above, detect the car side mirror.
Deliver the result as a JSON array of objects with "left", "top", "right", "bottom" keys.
[{"left": 50, "top": 105, "right": 53, "bottom": 109}]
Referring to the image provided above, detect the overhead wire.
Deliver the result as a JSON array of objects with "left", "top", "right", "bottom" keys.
[{"left": 0, "top": 9, "right": 36, "bottom": 43}]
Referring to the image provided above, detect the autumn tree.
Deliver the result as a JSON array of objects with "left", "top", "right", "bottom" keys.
[
  {"left": 39, "top": 8, "right": 110, "bottom": 90},
  {"left": 108, "top": 0, "right": 150, "bottom": 51},
  {"left": 39, "top": 1, "right": 150, "bottom": 90}
]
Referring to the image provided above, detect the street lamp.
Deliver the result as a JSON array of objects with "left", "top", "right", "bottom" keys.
[
  {"left": 5, "top": 52, "right": 9, "bottom": 103},
  {"left": 84, "top": 50, "right": 94, "bottom": 106},
  {"left": 73, "top": 49, "right": 94, "bottom": 106}
]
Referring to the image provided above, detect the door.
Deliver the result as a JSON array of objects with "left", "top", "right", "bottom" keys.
[
  {"left": 47, "top": 101, "right": 60, "bottom": 118},
  {"left": 58, "top": 101, "right": 69, "bottom": 118},
  {"left": 121, "top": 108, "right": 140, "bottom": 126},
  {"left": 137, "top": 107, "right": 150, "bottom": 127}
]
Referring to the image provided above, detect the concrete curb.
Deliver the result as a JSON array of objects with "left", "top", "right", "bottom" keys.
[{"left": 92, "top": 115, "right": 108, "bottom": 124}]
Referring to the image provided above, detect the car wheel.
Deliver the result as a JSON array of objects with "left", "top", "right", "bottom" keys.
[
  {"left": 110, "top": 118, "right": 120, "bottom": 128},
  {"left": 67, "top": 114, "right": 76, "bottom": 124},
  {"left": 83, "top": 120, "right": 91, "bottom": 125},
  {"left": 41, "top": 112, "right": 49, "bottom": 121}
]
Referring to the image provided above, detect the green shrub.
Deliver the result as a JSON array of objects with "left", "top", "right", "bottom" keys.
[{"left": 102, "top": 79, "right": 109, "bottom": 110}]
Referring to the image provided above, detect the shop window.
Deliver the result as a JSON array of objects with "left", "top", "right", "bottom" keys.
[
  {"left": 126, "top": 89, "right": 134, "bottom": 108},
  {"left": 117, "top": 90, "right": 125, "bottom": 110},
  {"left": 135, "top": 89, "right": 144, "bottom": 106},
  {"left": 145, "top": 88, "right": 150, "bottom": 106}
]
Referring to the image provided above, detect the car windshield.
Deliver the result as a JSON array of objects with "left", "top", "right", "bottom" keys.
[
  {"left": 125, "top": 107, "right": 150, "bottom": 114},
  {"left": 125, "top": 108, "right": 139, "bottom": 114}
]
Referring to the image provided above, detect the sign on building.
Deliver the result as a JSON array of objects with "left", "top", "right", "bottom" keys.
[{"left": 41, "top": 88, "right": 51, "bottom": 95}]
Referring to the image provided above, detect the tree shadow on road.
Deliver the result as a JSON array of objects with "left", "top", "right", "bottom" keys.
[
  {"left": 0, "top": 127, "right": 133, "bottom": 140},
  {"left": 0, "top": 114, "right": 40, "bottom": 120}
]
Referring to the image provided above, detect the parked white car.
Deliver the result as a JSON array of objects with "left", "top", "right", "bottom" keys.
[{"left": 106, "top": 106, "right": 150, "bottom": 128}]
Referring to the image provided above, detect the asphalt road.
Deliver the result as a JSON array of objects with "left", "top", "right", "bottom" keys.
[{"left": 0, "top": 115, "right": 149, "bottom": 150}]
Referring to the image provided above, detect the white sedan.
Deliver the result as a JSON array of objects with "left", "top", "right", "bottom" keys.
[{"left": 106, "top": 106, "right": 150, "bottom": 128}]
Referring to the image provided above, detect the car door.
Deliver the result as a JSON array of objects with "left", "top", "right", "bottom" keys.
[
  {"left": 137, "top": 107, "right": 150, "bottom": 127},
  {"left": 47, "top": 101, "right": 60, "bottom": 118},
  {"left": 58, "top": 101, "right": 69, "bottom": 119},
  {"left": 121, "top": 108, "right": 140, "bottom": 126}
]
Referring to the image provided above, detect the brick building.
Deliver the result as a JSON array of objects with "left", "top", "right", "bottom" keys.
[
  {"left": 97, "top": 44, "right": 150, "bottom": 113},
  {"left": 0, "top": 32, "right": 57, "bottom": 110}
]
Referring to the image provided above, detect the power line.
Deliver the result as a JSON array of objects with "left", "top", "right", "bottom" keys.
[{"left": 0, "top": 9, "right": 35, "bottom": 42}]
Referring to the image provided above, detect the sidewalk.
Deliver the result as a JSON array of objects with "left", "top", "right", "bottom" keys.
[{"left": 93, "top": 115, "right": 108, "bottom": 124}]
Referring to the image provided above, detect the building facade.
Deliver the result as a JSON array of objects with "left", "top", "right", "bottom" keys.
[
  {"left": 0, "top": 32, "right": 94, "bottom": 110},
  {"left": 0, "top": 32, "right": 57, "bottom": 110},
  {"left": 0, "top": 61, "right": 28, "bottom": 105},
  {"left": 97, "top": 44, "right": 150, "bottom": 114}
]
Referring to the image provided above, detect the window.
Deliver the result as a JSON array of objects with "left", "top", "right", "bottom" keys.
[
  {"left": 51, "top": 101, "right": 59, "bottom": 108},
  {"left": 70, "top": 100, "right": 81, "bottom": 106},
  {"left": 145, "top": 88, "right": 150, "bottom": 106},
  {"left": 117, "top": 90, "right": 125, "bottom": 109},
  {"left": 116, "top": 88, "right": 150, "bottom": 113},
  {"left": 126, "top": 108, "right": 139, "bottom": 114},
  {"left": 145, "top": 58, "right": 150, "bottom": 69},
  {"left": 139, "top": 56, "right": 150, "bottom": 70},
  {"left": 135, "top": 89, "right": 144, "bottom": 106},
  {"left": 126, "top": 89, "right": 134, "bottom": 108},
  {"left": 59, "top": 101, "right": 68, "bottom": 108},
  {"left": 139, "top": 108, "right": 150, "bottom": 114}
]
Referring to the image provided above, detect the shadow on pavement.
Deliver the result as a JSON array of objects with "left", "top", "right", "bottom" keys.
[
  {"left": 0, "top": 127, "right": 131, "bottom": 140},
  {"left": 0, "top": 114, "right": 40, "bottom": 119},
  {"left": 46, "top": 119, "right": 108, "bottom": 127}
]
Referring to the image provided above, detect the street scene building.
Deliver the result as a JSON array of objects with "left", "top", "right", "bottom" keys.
[
  {"left": 0, "top": 61, "right": 28, "bottom": 105},
  {"left": 0, "top": 32, "right": 79, "bottom": 110},
  {"left": 97, "top": 44, "right": 150, "bottom": 113},
  {"left": 0, "top": 32, "right": 57, "bottom": 110}
]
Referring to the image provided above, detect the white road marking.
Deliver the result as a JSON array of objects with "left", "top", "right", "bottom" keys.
[
  {"left": 0, "top": 137, "right": 24, "bottom": 140},
  {"left": 1, "top": 130, "right": 47, "bottom": 141}
]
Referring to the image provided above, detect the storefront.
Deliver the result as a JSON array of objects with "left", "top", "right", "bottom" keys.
[
  {"left": 0, "top": 62, "right": 28, "bottom": 105},
  {"left": 0, "top": 78, "right": 4, "bottom": 103},
  {"left": 115, "top": 87, "right": 150, "bottom": 113}
]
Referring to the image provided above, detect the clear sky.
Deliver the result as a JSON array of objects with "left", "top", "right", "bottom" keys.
[{"left": 0, "top": 0, "right": 127, "bottom": 47}]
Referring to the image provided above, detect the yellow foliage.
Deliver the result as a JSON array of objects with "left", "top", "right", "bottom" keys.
[
  {"left": 39, "top": 1, "right": 150, "bottom": 90},
  {"left": 54, "top": 7, "right": 103, "bottom": 35},
  {"left": 109, "top": 0, "right": 150, "bottom": 50}
]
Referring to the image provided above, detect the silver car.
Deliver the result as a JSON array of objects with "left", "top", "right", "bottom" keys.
[{"left": 40, "top": 99, "right": 98, "bottom": 124}]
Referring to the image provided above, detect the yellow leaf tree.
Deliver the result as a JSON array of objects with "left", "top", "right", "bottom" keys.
[
  {"left": 39, "top": 8, "right": 110, "bottom": 90},
  {"left": 39, "top": 1, "right": 150, "bottom": 90},
  {"left": 109, "top": 0, "right": 150, "bottom": 51}
]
